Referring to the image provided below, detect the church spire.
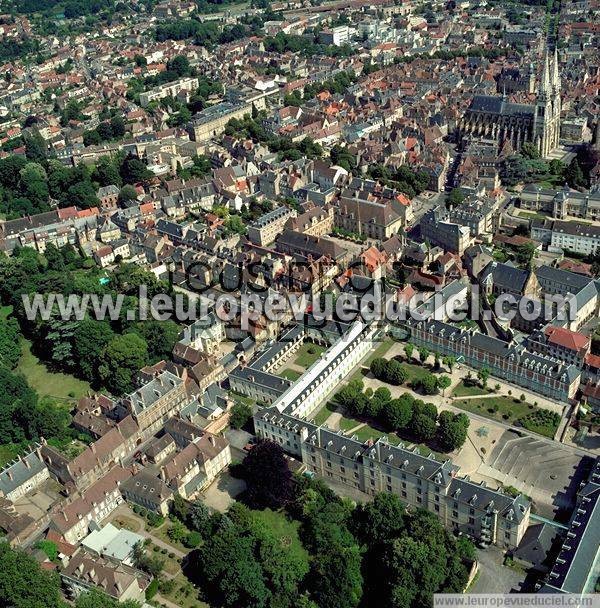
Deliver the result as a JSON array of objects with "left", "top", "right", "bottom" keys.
[
  {"left": 540, "top": 49, "right": 551, "bottom": 98},
  {"left": 552, "top": 46, "right": 560, "bottom": 91}
]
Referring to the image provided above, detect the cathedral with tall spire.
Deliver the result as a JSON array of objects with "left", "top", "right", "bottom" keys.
[{"left": 458, "top": 47, "right": 561, "bottom": 157}]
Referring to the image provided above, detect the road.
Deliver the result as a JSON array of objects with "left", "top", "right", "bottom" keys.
[
  {"left": 470, "top": 546, "right": 525, "bottom": 594},
  {"left": 411, "top": 191, "right": 445, "bottom": 225}
]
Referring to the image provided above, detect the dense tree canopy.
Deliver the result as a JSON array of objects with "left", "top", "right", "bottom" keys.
[
  {"left": 0, "top": 544, "right": 64, "bottom": 608},
  {"left": 194, "top": 503, "right": 309, "bottom": 608},
  {"left": 242, "top": 439, "right": 294, "bottom": 510}
]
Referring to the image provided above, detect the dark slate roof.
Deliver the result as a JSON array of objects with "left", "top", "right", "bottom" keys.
[
  {"left": 536, "top": 265, "right": 593, "bottom": 294},
  {"left": 482, "top": 261, "right": 530, "bottom": 292},
  {"left": 250, "top": 206, "right": 292, "bottom": 228},
  {"left": 514, "top": 523, "right": 559, "bottom": 568},
  {"left": 468, "top": 95, "right": 535, "bottom": 117},
  {"left": 230, "top": 366, "right": 291, "bottom": 393},
  {"left": 470, "top": 95, "right": 504, "bottom": 113},
  {"left": 546, "top": 458, "right": 600, "bottom": 593},
  {"left": 0, "top": 449, "right": 46, "bottom": 496},
  {"left": 449, "top": 477, "right": 529, "bottom": 524}
]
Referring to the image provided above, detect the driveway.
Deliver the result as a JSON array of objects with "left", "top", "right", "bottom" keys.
[
  {"left": 470, "top": 547, "right": 525, "bottom": 594},
  {"left": 225, "top": 428, "right": 253, "bottom": 451},
  {"left": 202, "top": 472, "right": 246, "bottom": 513}
]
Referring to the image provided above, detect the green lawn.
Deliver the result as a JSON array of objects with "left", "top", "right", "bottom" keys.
[
  {"left": 349, "top": 424, "right": 446, "bottom": 460},
  {"left": 518, "top": 410, "right": 561, "bottom": 438},
  {"left": 452, "top": 381, "right": 491, "bottom": 398},
  {"left": 278, "top": 369, "right": 302, "bottom": 381},
  {"left": 0, "top": 304, "right": 13, "bottom": 320},
  {"left": 402, "top": 361, "right": 432, "bottom": 383},
  {"left": 0, "top": 443, "right": 23, "bottom": 467},
  {"left": 151, "top": 520, "right": 191, "bottom": 553},
  {"left": 157, "top": 573, "right": 210, "bottom": 608},
  {"left": 453, "top": 396, "right": 559, "bottom": 438},
  {"left": 294, "top": 343, "right": 326, "bottom": 368},
  {"left": 250, "top": 509, "right": 309, "bottom": 567},
  {"left": 339, "top": 415, "right": 360, "bottom": 432},
  {"left": 365, "top": 338, "right": 394, "bottom": 365},
  {"left": 229, "top": 391, "right": 255, "bottom": 407},
  {"left": 351, "top": 425, "right": 389, "bottom": 444},
  {"left": 517, "top": 209, "right": 549, "bottom": 220},
  {"left": 18, "top": 339, "right": 90, "bottom": 401},
  {"left": 312, "top": 402, "right": 336, "bottom": 426}
]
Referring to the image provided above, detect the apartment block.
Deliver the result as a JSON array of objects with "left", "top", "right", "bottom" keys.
[
  {"left": 247, "top": 206, "right": 297, "bottom": 247},
  {"left": 139, "top": 77, "right": 199, "bottom": 107},
  {"left": 401, "top": 318, "right": 580, "bottom": 402},
  {"left": 420, "top": 206, "right": 471, "bottom": 254},
  {"left": 253, "top": 320, "right": 531, "bottom": 550}
]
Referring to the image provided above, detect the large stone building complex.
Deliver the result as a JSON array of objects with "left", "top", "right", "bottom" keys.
[
  {"left": 252, "top": 321, "right": 531, "bottom": 549},
  {"left": 458, "top": 49, "right": 561, "bottom": 157}
]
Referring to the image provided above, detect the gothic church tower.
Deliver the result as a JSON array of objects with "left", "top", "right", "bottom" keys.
[{"left": 534, "top": 47, "right": 561, "bottom": 157}]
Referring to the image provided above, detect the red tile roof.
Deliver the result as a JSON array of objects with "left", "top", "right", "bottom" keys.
[
  {"left": 585, "top": 353, "right": 600, "bottom": 369},
  {"left": 544, "top": 326, "right": 590, "bottom": 352}
]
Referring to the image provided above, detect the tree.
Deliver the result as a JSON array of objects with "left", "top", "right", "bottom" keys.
[
  {"left": 44, "top": 243, "right": 65, "bottom": 272},
  {"left": 188, "top": 500, "right": 213, "bottom": 537},
  {"left": 194, "top": 502, "right": 309, "bottom": 608},
  {"left": 500, "top": 155, "right": 528, "bottom": 186},
  {"left": 99, "top": 333, "right": 149, "bottom": 395},
  {"left": 309, "top": 543, "right": 362, "bottom": 608},
  {"left": 242, "top": 439, "right": 293, "bottom": 510},
  {"left": 414, "top": 373, "right": 439, "bottom": 395},
  {"left": 167, "top": 54, "right": 191, "bottom": 76},
  {"left": 564, "top": 158, "right": 586, "bottom": 189},
  {"left": 132, "top": 541, "right": 165, "bottom": 578},
  {"left": 336, "top": 379, "right": 366, "bottom": 415},
  {"left": 0, "top": 544, "right": 64, "bottom": 608},
  {"left": 521, "top": 142, "right": 540, "bottom": 159},
  {"left": 0, "top": 366, "right": 39, "bottom": 444},
  {"left": 118, "top": 184, "right": 138, "bottom": 203},
  {"left": 170, "top": 492, "right": 190, "bottom": 521},
  {"left": 120, "top": 154, "right": 152, "bottom": 184},
  {"left": 351, "top": 493, "right": 405, "bottom": 546},
  {"left": 66, "top": 180, "right": 99, "bottom": 209},
  {"left": 0, "top": 317, "right": 22, "bottom": 369},
  {"left": 437, "top": 375, "right": 451, "bottom": 396},
  {"left": 370, "top": 357, "right": 387, "bottom": 379},
  {"left": 230, "top": 401, "right": 252, "bottom": 429},
  {"left": 372, "top": 386, "right": 391, "bottom": 407},
  {"left": 76, "top": 589, "right": 141, "bottom": 608},
  {"left": 477, "top": 367, "right": 490, "bottom": 389},
  {"left": 384, "top": 395, "right": 414, "bottom": 431},
  {"left": 385, "top": 360, "right": 408, "bottom": 385},
  {"left": 380, "top": 536, "right": 447, "bottom": 608},
  {"left": 442, "top": 355, "right": 456, "bottom": 372},
  {"left": 447, "top": 188, "right": 465, "bottom": 206},
  {"left": 130, "top": 320, "right": 180, "bottom": 363},
  {"left": 110, "top": 115, "right": 126, "bottom": 138},
  {"left": 93, "top": 156, "right": 122, "bottom": 187},
  {"left": 514, "top": 242, "right": 537, "bottom": 269},
  {"left": 549, "top": 158, "right": 564, "bottom": 177},
  {"left": 404, "top": 342, "right": 414, "bottom": 360},
  {"left": 418, "top": 347, "right": 430, "bottom": 365},
  {"left": 412, "top": 413, "right": 437, "bottom": 442},
  {"left": 437, "top": 411, "right": 469, "bottom": 452},
  {"left": 168, "top": 519, "right": 188, "bottom": 543},
  {"left": 73, "top": 320, "right": 115, "bottom": 383}
]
